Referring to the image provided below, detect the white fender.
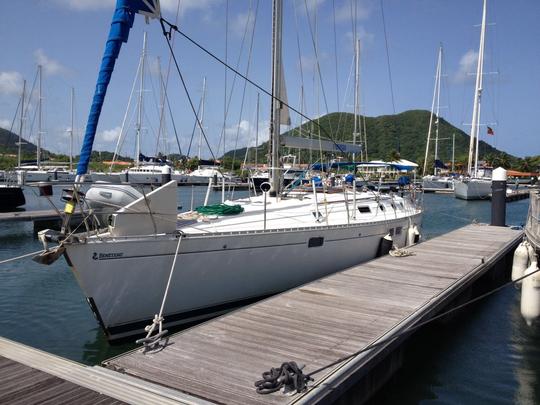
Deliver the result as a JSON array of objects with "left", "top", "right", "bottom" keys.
[
  {"left": 407, "top": 224, "right": 420, "bottom": 246},
  {"left": 512, "top": 241, "right": 530, "bottom": 284},
  {"left": 526, "top": 242, "right": 536, "bottom": 264},
  {"left": 521, "top": 257, "right": 540, "bottom": 326}
]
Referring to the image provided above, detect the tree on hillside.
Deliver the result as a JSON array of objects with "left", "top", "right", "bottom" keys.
[{"left": 386, "top": 150, "right": 401, "bottom": 162}]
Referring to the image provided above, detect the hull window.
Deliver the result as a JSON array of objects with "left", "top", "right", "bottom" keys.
[{"left": 308, "top": 237, "right": 324, "bottom": 248}]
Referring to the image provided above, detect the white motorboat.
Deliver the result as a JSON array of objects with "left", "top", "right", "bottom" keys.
[{"left": 124, "top": 163, "right": 172, "bottom": 185}]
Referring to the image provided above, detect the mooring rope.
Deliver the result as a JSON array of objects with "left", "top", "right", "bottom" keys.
[
  {"left": 136, "top": 232, "right": 183, "bottom": 352},
  {"left": 0, "top": 250, "right": 46, "bottom": 265}
]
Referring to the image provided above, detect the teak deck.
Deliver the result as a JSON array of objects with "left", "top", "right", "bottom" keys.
[{"left": 103, "top": 224, "right": 522, "bottom": 404}]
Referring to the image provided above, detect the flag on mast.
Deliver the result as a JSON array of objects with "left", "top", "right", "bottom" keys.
[{"left": 487, "top": 126, "right": 494, "bottom": 135}]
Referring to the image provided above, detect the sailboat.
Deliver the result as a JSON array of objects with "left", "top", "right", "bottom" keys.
[
  {"left": 35, "top": 0, "right": 422, "bottom": 341},
  {"left": 422, "top": 45, "right": 454, "bottom": 192},
  {"left": 454, "top": 0, "right": 492, "bottom": 200}
]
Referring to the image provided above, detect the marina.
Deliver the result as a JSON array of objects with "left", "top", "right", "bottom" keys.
[{"left": 1, "top": 0, "right": 540, "bottom": 403}]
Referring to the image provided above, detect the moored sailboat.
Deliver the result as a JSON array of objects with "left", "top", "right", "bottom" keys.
[
  {"left": 35, "top": 0, "right": 422, "bottom": 341},
  {"left": 454, "top": 0, "right": 492, "bottom": 200},
  {"left": 422, "top": 45, "right": 454, "bottom": 192}
]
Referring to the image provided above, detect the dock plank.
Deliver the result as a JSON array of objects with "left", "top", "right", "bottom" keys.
[
  {"left": 0, "top": 355, "right": 125, "bottom": 405},
  {"left": 104, "top": 224, "right": 522, "bottom": 404}
]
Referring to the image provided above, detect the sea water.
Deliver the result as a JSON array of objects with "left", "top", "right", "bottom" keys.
[{"left": 0, "top": 187, "right": 537, "bottom": 404}]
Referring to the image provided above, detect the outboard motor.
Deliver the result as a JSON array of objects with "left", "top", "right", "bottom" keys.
[{"left": 85, "top": 184, "right": 143, "bottom": 226}]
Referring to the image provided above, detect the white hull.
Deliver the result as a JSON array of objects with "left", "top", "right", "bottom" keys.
[
  {"left": 422, "top": 176, "right": 454, "bottom": 192},
  {"left": 454, "top": 178, "right": 492, "bottom": 200},
  {"left": 58, "top": 184, "right": 422, "bottom": 340},
  {"left": 66, "top": 215, "right": 420, "bottom": 340},
  {"left": 91, "top": 172, "right": 123, "bottom": 184},
  {"left": 124, "top": 171, "right": 169, "bottom": 185}
]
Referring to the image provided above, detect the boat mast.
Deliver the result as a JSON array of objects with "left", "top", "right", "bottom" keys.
[
  {"left": 452, "top": 133, "right": 455, "bottom": 172},
  {"left": 198, "top": 77, "right": 207, "bottom": 159},
  {"left": 37, "top": 65, "right": 42, "bottom": 170},
  {"left": 69, "top": 87, "right": 74, "bottom": 171},
  {"left": 135, "top": 31, "right": 147, "bottom": 168},
  {"left": 255, "top": 92, "right": 259, "bottom": 167},
  {"left": 434, "top": 45, "right": 442, "bottom": 175},
  {"left": 17, "top": 79, "right": 26, "bottom": 169},
  {"left": 269, "top": 0, "right": 283, "bottom": 195},
  {"left": 423, "top": 45, "right": 442, "bottom": 177},
  {"left": 353, "top": 39, "right": 360, "bottom": 162},
  {"left": 468, "top": 0, "right": 487, "bottom": 177}
]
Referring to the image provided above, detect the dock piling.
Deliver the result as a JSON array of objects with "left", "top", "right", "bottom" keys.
[{"left": 491, "top": 167, "right": 507, "bottom": 226}]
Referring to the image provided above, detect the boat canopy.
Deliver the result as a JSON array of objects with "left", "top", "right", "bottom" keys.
[
  {"left": 280, "top": 135, "right": 362, "bottom": 154},
  {"left": 77, "top": 0, "right": 160, "bottom": 176},
  {"left": 310, "top": 162, "right": 359, "bottom": 171},
  {"left": 359, "top": 159, "right": 419, "bottom": 171}
]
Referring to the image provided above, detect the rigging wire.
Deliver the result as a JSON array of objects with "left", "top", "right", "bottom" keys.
[
  {"left": 162, "top": 75, "right": 183, "bottom": 157},
  {"left": 111, "top": 55, "right": 142, "bottom": 171},
  {"left": 303, "top": 0, "right": 335, "bottom": 137},
  {"left": 158, "top": 18, "right": 348, "bottom": 155},
  {"left": 229, "top": 0, "right": 259, "bottom": 176},
  {"left": 379, "top": 0, "right": 398, "bottom": 151},
  {"left": 214, "top": 0, "right": 254, "bottom": 161},
  {"left": 223, "top": 0, "right": 229, "bottom": 158},
  {"left": 185, "top": 83, "right": 204, "bottom": 158},
  {"left": 160, "top": 22, "right": 217, "bottom": 162},
  {"left": 332, "top": 0, "right": 340, "bottom": 112},
  {"left": 1, "top": 95, "right": 21, "bottom": 154}
]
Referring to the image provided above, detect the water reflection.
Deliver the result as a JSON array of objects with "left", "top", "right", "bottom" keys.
[{"left": 81, "top": 328, "right": 136, "bottom": 365}]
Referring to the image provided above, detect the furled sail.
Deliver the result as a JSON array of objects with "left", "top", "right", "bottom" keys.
[
  {"left": 279, "top": 60, "right": 291, "bottom": 126},
  {"left": 76, "top": 0, "right": 160, "bottom": 176}
]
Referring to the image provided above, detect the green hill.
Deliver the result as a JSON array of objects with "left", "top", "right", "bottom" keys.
[
  {"left": 0, "top": 127, "right": 134, "bottom": 170},
  {"left": 0, "top": 127, "right": 40, "bottom": 156},
  {"left": 224, "top": 110, "right": 514, "bottom": 170}
]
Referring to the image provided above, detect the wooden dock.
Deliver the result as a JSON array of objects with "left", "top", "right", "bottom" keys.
[
  {"left": 103, "top": 223, "right": 522, "bottom": 404},
  {"left": 0, "top": 337, "right": 209, "bottom": 404},
  {"left": 503, "top": 189, "right": 530, "bottom": 202},
  {"left": 0, "top": 209, "right": 80, "bottom": 223}
]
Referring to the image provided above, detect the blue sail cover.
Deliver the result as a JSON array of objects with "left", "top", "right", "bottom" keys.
[{"left": 77, "top": 0, "right": 160, "bottom": 176}]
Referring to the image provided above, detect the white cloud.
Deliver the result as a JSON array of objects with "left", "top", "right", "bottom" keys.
[
  {"left": 454, "top": 49, "right": 478, "bottom": 83},
  {"left": 0, "top": 118, "right": 12, "bottom": 129},
  {"left": 163, "top": 0, "right": 220, "bottom": 15},
  {"left": 52, "top": 0, "right": 114, "bottom": 11},
  {"left": 0, "top": 71, "right": 23, "bottom": 95},
  {"left": 99, "top": 126, "right": 122, "bottom": 143},
  {"left": 34, "top": 49, "right": 68, "bottom": 76},
  {"left": 344, "top": 26, "right": 375, "bottom": 47},
  {"left": 52, "top": 0, "right": 218, "bottom": 15},
  {"left": 231, "top": 10, "right": 254, "bottom": 37},
  {"left": 225, "top": 119, "right": 269, "bottom": 148},
  {"left": 300, "top": 0, "right": 326, "bottom": 14},
  {"left": 335, "top": 0, "right": 370, "bottom": 22}
]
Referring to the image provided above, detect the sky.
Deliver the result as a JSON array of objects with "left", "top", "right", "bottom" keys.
[{"left": 0, "top": 0, "right": 539, "bottom": 161}]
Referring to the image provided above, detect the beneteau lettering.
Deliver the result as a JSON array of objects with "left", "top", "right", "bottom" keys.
[{"left": 92, "top": 252, "right": 124, "bottom": 260}]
